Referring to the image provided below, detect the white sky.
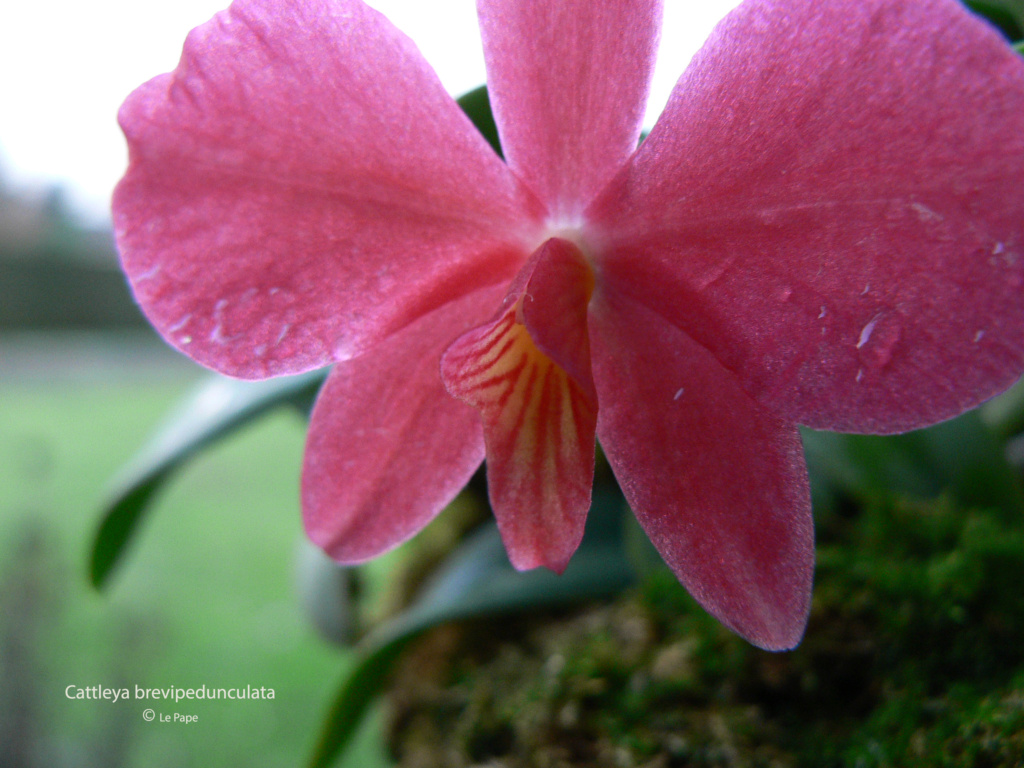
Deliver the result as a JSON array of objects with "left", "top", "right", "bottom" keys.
[{"left": 0, "top": 0, "right": 740, "bottom": 224}]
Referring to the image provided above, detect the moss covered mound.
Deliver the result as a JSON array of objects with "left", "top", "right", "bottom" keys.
[{"left": 385, "top": 496, "right": 1024, "bottom": 767}]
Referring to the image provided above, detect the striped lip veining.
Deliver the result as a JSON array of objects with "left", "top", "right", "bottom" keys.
[{"left": 440, "top": 237, "right": 597, "bottom": 572}]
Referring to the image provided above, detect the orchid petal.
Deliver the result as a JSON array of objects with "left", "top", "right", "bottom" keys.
[
  {"left": 589, "top": 0, "right": 1024, "bottom": 433},
  {"left": 115, "top": 0, "right": 542, "bottom": 379},
  {"left": 441, "top": 239, "right": 597, "bottom": 573},
  {"left": 477, "top": 0, "right": 662, "bottom": 219},
  {"left": 303, "top": 286, "right": 503, "bottom": 563},
  {"left": 590, "top": 293, "right": 813, "bottom": 651}
]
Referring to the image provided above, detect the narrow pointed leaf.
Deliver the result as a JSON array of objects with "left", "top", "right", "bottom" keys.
[
  {"left": 965, "top": 0, "right": 1024, "bottom": 34},
  {"left": 456, "top": 85, "right": 502, "bottom": 158},
  {"left": 91, "top": 369, "right": 325, "bottom": 588}
]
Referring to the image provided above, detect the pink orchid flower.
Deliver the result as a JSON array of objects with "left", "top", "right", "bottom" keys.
[{"left": 114, "top": 0, "right": 1024, "bottom": 650}]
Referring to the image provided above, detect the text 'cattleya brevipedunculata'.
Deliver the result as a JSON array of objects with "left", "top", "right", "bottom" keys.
[{"left": 114, "top": 0, "right": 1024, "bottom": 650}]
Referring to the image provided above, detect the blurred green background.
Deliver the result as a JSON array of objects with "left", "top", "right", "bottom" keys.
[{"left": 0, "top": 174, "right": 384, "bottom": 767}]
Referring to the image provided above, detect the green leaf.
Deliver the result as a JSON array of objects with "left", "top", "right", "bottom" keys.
[
  {"left": 90, "top": 369, "right": 326, "bottom": 588},
  {"left": 456, "top": 85, "right": 502, "bottom": 158},
  {"left": 965, "top": 0, "right": 1024, "bottom": 39},
  {"left": 802, "top": 410, "right": 1024, "bottom": 517},
  {"left": 307, "top": 493, "right": 635, "bottom": 768}
]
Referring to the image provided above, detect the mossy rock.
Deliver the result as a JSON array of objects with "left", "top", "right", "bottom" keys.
[{"left": 383, "top": 495, "right": 1024, "bottom": 767}]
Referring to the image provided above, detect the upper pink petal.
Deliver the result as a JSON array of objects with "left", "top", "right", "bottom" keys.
[
  {"left": 302, "top": 286, "right": 502, "bottom": 564},
  {"left": 114, "top": 0, "right": 543, "bottom": 379},
  {"left": 590, "top": 292, "right": 813, "bottom": 651},
  {"left": 588, "top": 0, "right": 1024, "bottom": 433},
  {"left": 477, "top": 0, "right": 662, "bottom": 220}
]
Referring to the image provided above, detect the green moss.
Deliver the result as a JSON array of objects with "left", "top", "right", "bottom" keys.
[
  {"left": 815, "top": 496, "right": 1024, "bottom": 690},
  {"left": 385, "top": 493, "right": 1024, "bottom": 767}
]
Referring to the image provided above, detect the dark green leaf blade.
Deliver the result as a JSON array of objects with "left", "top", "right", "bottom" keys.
[
  {"left": 90, "top": 369, "right": 326, "bottom": 588},
  {"left": 965, "top": 0, "right": 1024, "bottom": 38},
  {"left": 456, "top": 85, "right": 502, "bottom": 158}
]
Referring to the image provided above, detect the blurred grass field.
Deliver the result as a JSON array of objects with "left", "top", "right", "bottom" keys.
[{"left": 0, "top": 337, "right": 387, "bottom": 767}]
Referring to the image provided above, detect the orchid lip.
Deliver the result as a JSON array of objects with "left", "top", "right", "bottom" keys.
[{"left": 440, "top": 236, "right": 598, "bottom": 573}]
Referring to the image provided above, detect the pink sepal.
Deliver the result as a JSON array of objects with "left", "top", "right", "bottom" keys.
[
  {"left": 590, "top": 293, "right": 813, "bottom": 651},
  {"left": 302, "top": 286, "right": 503, "bottom": 563},
  {"left": 477, "top": 0, "right": 662, "bottom": 218}
]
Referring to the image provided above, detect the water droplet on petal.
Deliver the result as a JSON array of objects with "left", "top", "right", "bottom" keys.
[
  {"left": 856, "top": 312, "right": 901, "bottom": 370},
  {"left": 856, "top": 318, "right": 878, "bottom": 349},
  {"left": 168, "top": 314, "right": 192, "bottom": 334}
]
